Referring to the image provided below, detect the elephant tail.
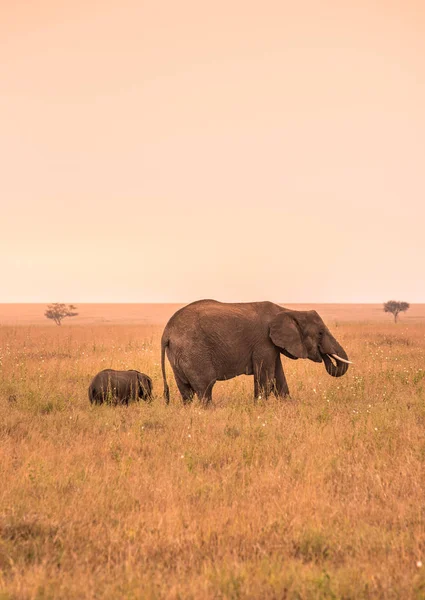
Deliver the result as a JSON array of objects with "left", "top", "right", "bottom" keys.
[
  {"left": 88, "top": 384, "right": 95, "bottom": 404},
  {"left": 161, "top": 336, "right": 170, "bottom": 404}
]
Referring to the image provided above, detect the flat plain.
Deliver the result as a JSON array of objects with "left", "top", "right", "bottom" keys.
[{"left": 0, "top": 304, "right": 424, "bottom": 599}]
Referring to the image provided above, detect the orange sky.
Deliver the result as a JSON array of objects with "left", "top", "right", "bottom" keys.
[{"left": 1, "top": 0, "right": 424, "bottom": 303}]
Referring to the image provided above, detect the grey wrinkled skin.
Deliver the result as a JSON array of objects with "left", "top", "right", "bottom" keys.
[
  {"left": 161, "top": 299, "right": 350, "bottom": 405},
  {"left": 88, "top": 369, "right": 152, "bottom": 405}
]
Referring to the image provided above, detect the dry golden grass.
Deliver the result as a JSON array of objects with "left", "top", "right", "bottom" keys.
[{"left": 0, "top": 310, "right": 425, "bottom": 598}]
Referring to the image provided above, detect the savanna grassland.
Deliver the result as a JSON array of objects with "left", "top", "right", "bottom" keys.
[{"left": 0, "top": 306, "right": 425, "bottom": 599}]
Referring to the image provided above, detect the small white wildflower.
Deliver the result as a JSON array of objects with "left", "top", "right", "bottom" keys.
[
  {"left": 180, "top": 455, "right": 184, "bottom": 459},
  {"left": 313, "top": 388, "right": 316, "bottom": 393},
  {"left": 417, "top": 560, "right": 423, "bottom": 568},
  {"left": 374, "top": 427, "right": 378, "bottom": 431},
  {"left": 188, "top": 434, "right": 191, "bottom": 438},
  {"left": 262, "top": 423, "right": 266, "bottom": 427}
]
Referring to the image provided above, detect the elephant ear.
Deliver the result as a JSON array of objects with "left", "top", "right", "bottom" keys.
[
  {"left": 137, "top": 373, "right": 152, "bottom": 397},
  {"left": 269, "top": 312, "right": 307, "bottom": 359}
]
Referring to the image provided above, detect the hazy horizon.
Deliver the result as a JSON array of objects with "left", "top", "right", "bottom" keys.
[
  {"left": 0, "top": 301, "right": 421, "bottom": 306},
  {"left": 2, "top": 1, "right": 424, "bottom": 303},
  {"left": 2, "top": 301, "right": 424, "bottom": 328}
]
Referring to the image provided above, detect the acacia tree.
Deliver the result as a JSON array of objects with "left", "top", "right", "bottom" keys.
[
  {"left": 45, "top": 303, "right": 78, "bottom": 326},
  {"left": 383, "top": 300, "right": 410, "bottom": 323}
]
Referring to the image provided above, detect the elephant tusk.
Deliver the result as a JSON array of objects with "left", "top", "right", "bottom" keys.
[{"left": 330, "top": 353, "right": 353, "bottom": 365}]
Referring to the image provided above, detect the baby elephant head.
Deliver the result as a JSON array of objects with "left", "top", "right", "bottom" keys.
[
  {"left": 137, "top": 372, "right": 153, "bottom": 400},
  {"left": 269, "top": 310, "right": 351, "bottom": 377}
]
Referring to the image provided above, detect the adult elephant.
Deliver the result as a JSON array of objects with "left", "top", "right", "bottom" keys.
[
  {"left": 161, "top": 299, "right": 351, "bottom": 404},
  {"left": 88, "top": 369, "right": 152, "bottom": 405}
]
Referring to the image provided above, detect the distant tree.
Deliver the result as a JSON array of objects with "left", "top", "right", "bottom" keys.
[
  {"left": 45, "top": 303, "right": 78, "bottom": 326},
  {"left": 383, "top": 300, "right": 410, "bottom": 323}
]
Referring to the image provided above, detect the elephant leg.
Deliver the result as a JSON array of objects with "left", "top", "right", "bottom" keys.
[
  {"left": 254, "top": 374, "right": 271, "bottom": 398},
  {"left": 253, "top": 353, "right": 275, "bottom": 399},
  {"left": 274, "top": 355, "right": 290, "bottom": 398},
  {"left": 254, "top": 377, "right": 261, "bottom": 399},
  {"left": 194, "top": 381, "right": 215, "bottom": 406},
  {"left": 177, "top": 358, "right": 216, "bottom": 406},
  {"left": 174, "top": 372, "right": 195, "bottom": 404},
  {"left": 190, "top": 376, "right": 216, "bottom": 406}
]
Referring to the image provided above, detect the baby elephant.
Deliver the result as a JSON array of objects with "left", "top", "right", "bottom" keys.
[{"left": 88, "top": 369, "right": 153, "bottom": 405}]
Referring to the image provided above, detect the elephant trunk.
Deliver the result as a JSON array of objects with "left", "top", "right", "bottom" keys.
[{"left": 320, "top": 337, "right": 350, "bottom": 378}]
